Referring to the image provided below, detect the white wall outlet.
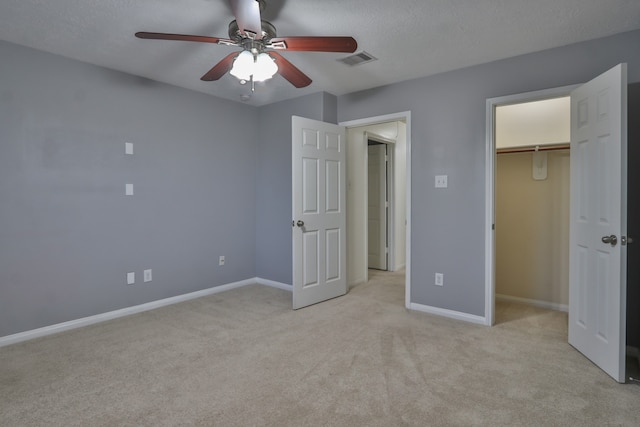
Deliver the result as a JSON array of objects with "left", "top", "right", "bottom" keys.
[
  {"left": 125, "top": 183, "right": 134, "bottom": 196},
  {"left": 219, "top": 256, "right": 225, "bottom": 266},
  {"left": 127, "top": 272, "right": 135, "bottom": 285},
  {"left": 143, "top": 269, "right": 152, "bottom": 283},
  {"left": 435, "top": 175, "right": 448, "bottom": 188},
  {"left": 125, "top": 142, "right": 134, "bottom": 155},
  {"left": 435, "top": 273, "right": 444, "bottom": 287}
]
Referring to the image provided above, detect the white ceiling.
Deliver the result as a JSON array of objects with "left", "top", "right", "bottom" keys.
[{"left": 1, "top": 0, "right": 639, "bottom": 106}]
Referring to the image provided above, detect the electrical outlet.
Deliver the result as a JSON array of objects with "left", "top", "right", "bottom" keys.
[
  {"left": 219, "top": 256, "right": 225, "bottom": 266},
  {"left": 144, "top": 269, "right": 152, "bottom": 283},
  {"left": 435, "top": 273, "right": 444, "bottom": 287},
  {"left": 435, "top": 175, "right": 448, "bottom": 188},
  {"left": 127, "top": 272, "right": 135, "bottom": 285}
]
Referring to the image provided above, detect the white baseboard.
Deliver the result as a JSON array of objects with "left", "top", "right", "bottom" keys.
[
  {"left": 0, "top": 277, "right": 271, "bottom": 348},
  {"left": 409, "top": 302, "right": 488, "bottom": 325},
  {"left": 496, "top": 294, "right": 568, "bottom": 312},
  {"left": 0, "top": 278, "right": 493, "bottom": 347},
  {"left": 255, "top": 278, "right": 292, "bottom": 292}
]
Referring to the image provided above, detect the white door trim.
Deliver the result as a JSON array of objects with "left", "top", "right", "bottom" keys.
[
  {"left": 340, "top": 111, "right": 412, "bottom": 309},
  {"left": 485, "top": 85, "right": 579, "bottom": 326}
]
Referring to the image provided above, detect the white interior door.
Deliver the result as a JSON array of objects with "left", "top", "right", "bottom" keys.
[
  {"left": 569, "top": 63, "right": 627, "bottom": 382},
  {"left": 368, "top": 144, "right": 388, "bottom": 270},
  {"left": 292, "top": 116, "right": 347, "bottom": 309}
]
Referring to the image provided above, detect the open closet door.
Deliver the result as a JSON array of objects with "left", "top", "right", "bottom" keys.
[
  {"left": 292, "top": 116, "right": 347, "bottom": 309},
  {"left": 568, "top": 64, "right": 627, "bottom": 382}
]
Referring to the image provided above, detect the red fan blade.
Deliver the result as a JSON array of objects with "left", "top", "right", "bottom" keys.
[
  {"left": 268, "top": 36, "right": 357, "bottom": 53},
  {"left": 201, "top": 52, "right": 238, "bottom": 81},
  {"left": 135, "top": 32, "right": 237, "bottom": 46},
  {"left": 268, "top": 52, "right": 312, "bottom": 88},
  {"left": 229, "top": 0, "right": 263, "bottom": 39}
]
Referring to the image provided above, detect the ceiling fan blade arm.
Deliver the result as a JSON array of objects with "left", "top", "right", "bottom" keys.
[
  {"left": 200, "top": 52, "right": 238, "bottom": 81},
  {"left": 229, "top": 0, "right": 263, "bottom": 39},
  {"left": 268, "top": 52, "right": 312, "bottom": 88},
  {"left": 135, "top": 32, "right": 237, "bottom": 46},
  {"left": 268, "top": 37, "right": 357, "bottom": 53}
]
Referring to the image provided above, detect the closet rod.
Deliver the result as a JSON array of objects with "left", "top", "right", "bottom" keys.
[{"left": 497, "top": 143, "right": 570, "bottom": 155}]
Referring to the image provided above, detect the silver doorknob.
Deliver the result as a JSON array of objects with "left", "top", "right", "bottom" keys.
[
  {"left": 296, "top": 220, "right": 304, "bottom": 227},
  {"left": 601, "top": 235, "right": 618, "bottom": 246}
]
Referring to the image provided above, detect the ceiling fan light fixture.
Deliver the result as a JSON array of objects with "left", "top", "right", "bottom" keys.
[
  {"left": 229, "top": 50, "right": 254, "bottom": 81},
  {"left": 230, "top": 51, "right": 278, "bottom": 83},
  {"left": 253, "top": 53, "right": 278, "bottom": 82}
]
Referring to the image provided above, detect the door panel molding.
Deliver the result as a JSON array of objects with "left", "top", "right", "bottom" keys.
[
  {"left": 568, "top": 64, "right": 627, "bottom": 382},
  {"left": 292, "top": 116, "right": 347, "bottom": 309}
]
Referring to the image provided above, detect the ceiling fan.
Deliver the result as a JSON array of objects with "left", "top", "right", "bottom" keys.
[{"left": 135, "top": 0, "right": 358, "bottom": 90}]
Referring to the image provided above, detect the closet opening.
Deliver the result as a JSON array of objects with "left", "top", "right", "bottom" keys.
[{"left": 494, "top": 96, "right": 571, "bottom": 323}]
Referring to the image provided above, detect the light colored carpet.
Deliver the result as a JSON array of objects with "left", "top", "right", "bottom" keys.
[{"left": 1, "top": 269, "right": 639, "bottom": 426}]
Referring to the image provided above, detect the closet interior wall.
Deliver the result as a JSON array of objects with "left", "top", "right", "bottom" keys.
[{"left": 495, "top": 148, "right": 570, "bottom": 310}]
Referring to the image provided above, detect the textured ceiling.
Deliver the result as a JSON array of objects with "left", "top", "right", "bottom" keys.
[{"left": 1, "top": 0, "right": 639, "bottom": 106}]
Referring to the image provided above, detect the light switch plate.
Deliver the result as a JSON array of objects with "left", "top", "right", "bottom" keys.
[
  {"left": 435, "top": 175, "right": 448, "bottom": 188},
  {"left": 435, "top": 273, "right": 444, "bottom": 286},
  {"left": 127, "top": 272, "right": 135, "bottom": 285},
  {"left": 125, "top": 142, "right": 134, "bottom": 155},
  {"left": 143, "top": 269, "right": 152, "bottom": 283},
  {"left": 125, "top": 183, "right": 134, "bottom": 196}
]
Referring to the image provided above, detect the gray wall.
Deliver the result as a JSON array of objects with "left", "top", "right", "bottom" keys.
[
  {"left": 3, "top": 29, "right": 640, "bottom": 337},
  {"left": 0, "top": 41, "right": 258, "bottom": 336},
  {"left": 255, "top": 92, "right": 337, "bottom": 284},
  {"left": 337, "top": 30, "right": 640, "bottom": 316}
]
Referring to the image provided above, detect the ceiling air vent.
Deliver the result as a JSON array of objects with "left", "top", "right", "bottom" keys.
[{"left": 338, "top": 51, "right": 377, "bottom": 66}]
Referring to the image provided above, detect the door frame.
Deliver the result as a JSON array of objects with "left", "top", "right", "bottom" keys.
[
  {"left": 340, "top": 111, "right": 412, "bottom": 309},
  {"left": 366, "top": 132, "right": 396, "bottom": 272},
  {"left": 485, "top": 85, "right": 578, "bottom": 326}
]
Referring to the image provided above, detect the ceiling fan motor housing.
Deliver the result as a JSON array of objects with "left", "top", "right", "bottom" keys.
[{"left": 228, "top": 19, "right": 277, "bottom": 44}]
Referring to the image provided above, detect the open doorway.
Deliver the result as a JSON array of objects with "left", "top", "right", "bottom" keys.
[
  {"left": 340, "top": 112, "right": 411, "bottom": 308},
  {"left": 494, "top": 96, "right": 571, "bottom": 321},
  {"left": 485, "top": 85, "right": 577, "bottom": 326}
]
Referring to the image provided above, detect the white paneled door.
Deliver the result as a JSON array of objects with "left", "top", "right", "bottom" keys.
[
  {"left": 292, "top": 116, "right": 347, "bottom": 309},
  {"left": 368, "top": 143, "right": 388, "bottom": 270},
  {"left": 569, "top": 64, "right": 627, "bottom": 382}
]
